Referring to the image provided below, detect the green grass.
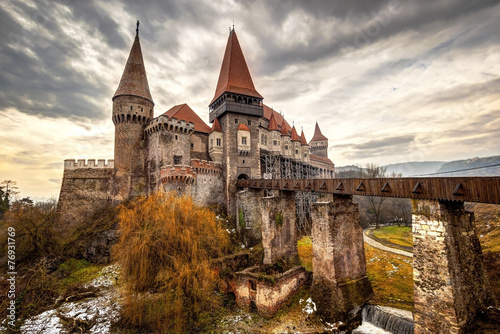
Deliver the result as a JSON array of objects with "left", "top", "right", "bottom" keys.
[
  {"left": 371, "top": 226, "right": 413, "bottom": 248},
  {"left": 57, "top": 258, "right": 105, "bottom": 287}
]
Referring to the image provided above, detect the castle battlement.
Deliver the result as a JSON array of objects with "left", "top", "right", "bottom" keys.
[
  {"left": 191, "top": 159, "right": 223, "bottom": 176},
  {"left": 145, "top": 115, "right": 195, "bottom": 136},
  {"left": 160, "top": 164, "right": 196, "bottom": 184},
  {"left": 64, "top": 159, "right": 114, "bottom": 169}
]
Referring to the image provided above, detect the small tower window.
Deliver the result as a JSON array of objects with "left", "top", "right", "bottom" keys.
[
  {"left": 295, "top": 150, "right": 299, "bottom": 154},
  {"left": 285, "top": 145, "right": 288, "bottom": 150},
  {"left": 130, "top": 106, "right": 133, "bottom": 110},
  {"left": 174, "top": 155, "right": 182, "bottom": 165},
  {"left": 216, "top": 138, "right": 221, "bottom": 146},
  {"left": 190, "top": 143, "right": 194, "bottom": 150},
  {"left": 175, "top": 135, "right": 178, "bottom": 140},
  {"left": 210, "top": 139, "right": 213, "bottom": 147},
  {"left": 235, "top": 118, "right": 238, "bottom": 124},
  {"left": 248, "top": 120, "right": 251, "bottom": 126},
  {"left": 273, "top": 140, "right": 277, "bottom": 146},
  {"left": 141, "top": 107, "right": 143, "bottom": 112},
  {"left": 242, "top": 137, "right": 247, "bottom": 145}
]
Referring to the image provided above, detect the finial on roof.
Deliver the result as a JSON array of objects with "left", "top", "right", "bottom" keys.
[{"left": 136, "top": 20, "right": 140, "bottom": 35}]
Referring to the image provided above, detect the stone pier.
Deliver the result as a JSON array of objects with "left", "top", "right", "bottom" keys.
[
  {"left": 310, "top": 195, "right": 373, "bottom": 327},
  {"left": 412, "top": 200, "right": 493, "bottom": 334},
  {"left": 260, "top": 192, "right": 298, "bottom": 265}
]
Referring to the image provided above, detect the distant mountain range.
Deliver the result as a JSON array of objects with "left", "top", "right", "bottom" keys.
[{"left": 336, "top": 155, "right": 500, "bottom": 177}]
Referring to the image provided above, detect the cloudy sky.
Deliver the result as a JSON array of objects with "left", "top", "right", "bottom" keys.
[{"left": 1, "top": 0, "right": 499, "bottom": 200}]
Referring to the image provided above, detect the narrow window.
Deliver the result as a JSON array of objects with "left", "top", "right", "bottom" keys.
[
  {"left": 295, "top": 150, "right": 299, "bottom": 154},
  {"left": 273, "top": 140, "right": 277, "bottom": 146},
  {"left": 210, "top": 139, "right": 213, "bottom": 147},
  {"left": 235, "top": 118, "right": 238, "bottom": 124},
  {"left": 175, "top": 135, "right": 178, "bottom": 140},
  {"left": 285, "top": 145, "right": 288, "bottom": 150},
  {"left": 216, "top": 138, "right": 221, "bottom": 146},
  {"left": 242, "top": 137, "right": 247, "bottom": 145},
  {"left": 130, "top": 106, "right": 133, "bottom": 110},
  {"left": 190, "top": 143, "right": 194, "bottom": 150},
  {"left": 248, "top": 120, "right": 251, "bottom": 126}
]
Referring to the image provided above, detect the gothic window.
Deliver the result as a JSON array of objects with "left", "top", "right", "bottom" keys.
[
  {"left": 216, "top": 138, "right": 221, "bottom": 146},
  {"left": 174, "top": 155, "right": 182, "bottom": 165},
  {"left": 242, "top": 137, "right": 247, "bottom": 145}
]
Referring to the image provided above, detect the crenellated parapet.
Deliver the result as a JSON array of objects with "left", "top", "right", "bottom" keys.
[
  {"left": 160, "top": 165, "right": 196, "bottom": 184},
  {"left": 145, "top": 115, "right": 195, "bottom": 136},
  {"left": 64, "top": 159, "right": 114, "bottom": 169},
  {"left": 191, "top": 159, "right": 223, "bottom": 177}
]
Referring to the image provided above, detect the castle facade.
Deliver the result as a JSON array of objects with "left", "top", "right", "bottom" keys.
[{"left": 56, "top": 26, "right": 334, "bottom": 226}]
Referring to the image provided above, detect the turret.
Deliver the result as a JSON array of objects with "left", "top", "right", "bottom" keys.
[
  {"left": 290, "top": 126, "right": 301, "bottom": 160},
  {"left": 209, "top": 118, "right": 223, "bottom": 163},
  {"left": 112, "top": 21, "right": 154, "bottom": 199},
  {"left": 300, "top": 130, "right": 310, "bottom": 163},
  {"left": 280, "top": 119, "right": 291, "bottom": 157},
  {"left": 309, "top": 122, "right": 328, "bottom": 158},
  {"left": 268, "top": 113, "right": 281, "bottom": 154}
]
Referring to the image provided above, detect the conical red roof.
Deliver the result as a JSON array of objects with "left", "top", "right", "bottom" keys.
[
  {"left": 268, "top": 113, "right": 279, "bottom": 131},
  {"left": 113, "top": 33, "right": 154, "bottom": 104},
  {"left": 310, "top": 122, "right": 328, "bottom": 142},
  {"left": 300, "top": 130, "right": 308, "bottom": 146},
  {"left": 163, "top": 103, "right": 211, "bottom": 133},
  {"left": 211, "top": 118, "right": 222, "bottom": 133},
  {"left": 210, "top": 30, "right": 263, "bottom": 105},
  {"left": 290, "top": 126, "right": 300, "bottom": 141},
  {"left": 280, "top": 119, "right": 289, "bottom": 136}
]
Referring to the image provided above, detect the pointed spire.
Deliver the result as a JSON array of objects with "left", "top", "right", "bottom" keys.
[
  {"left": 280, "top": 119, "right": 289, "bottom": 136},
  {"left": 310, "top": 122, "right": 328, "bottom": 142},
  {"left": 211, "top": 118, "right": 222, "bottom": 133},
  {"left": 290, "top": 126, "right": 300, "bottom": 141},
  {"left": 268, "top": 113, "right": 278, "bottom": 131},
  {"left": 113, "top": 23, "right": 154, "bottom": 104},
  {"left": 210, "top": 31, "right": 263, "bottom": 105},
  {"left": 300, "top": 130, "right": 308, "bottom": 146}
]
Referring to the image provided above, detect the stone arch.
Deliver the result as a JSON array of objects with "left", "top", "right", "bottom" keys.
[{"left": 237, "top": 173, "right": 249, "bottom": 180}]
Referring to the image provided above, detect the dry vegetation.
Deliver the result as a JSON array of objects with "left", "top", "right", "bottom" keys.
[{"left": 112, "top": 191, "right": 232, "bottom": 333}]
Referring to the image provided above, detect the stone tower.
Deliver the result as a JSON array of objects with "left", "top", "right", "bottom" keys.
[
  {"left": 112, "top": 23, "right": 154, "bottom": 200},
  {"left": 209, "top": 28, "right": 263, "bottom": 217},
  {"left": 309, "top": 122, "right": 328, "bottom": 158}
]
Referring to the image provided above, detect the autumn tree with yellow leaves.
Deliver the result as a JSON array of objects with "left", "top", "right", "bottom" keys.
[{"left": 113, "top": 191, "right": 232, "bottom": 333}]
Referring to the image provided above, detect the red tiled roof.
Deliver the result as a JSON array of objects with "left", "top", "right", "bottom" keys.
[
  {"left": 268, "top": 113, "right": 279, "bottom": 131},
  {"left": 280, "top": 119, "right": 289, "bottom": 136},
  {"left": 113, "top": 34, "right": 154, "bottom": 104},
  {"left": 263, "top": 105, "right": 292, "bottom": 133},
  {"left": 210, "top": 118, "right": 222, "bottom": 133},
  {"left": 310, "top": 154, "right": 334, "bottom": 165},
  {"left": 238, "top": 123, "right": 250, "bottom": 131},
  {"left": 300, "top": 130, "right": 308, "bottom": 146},
  {"left": 310, "top": 122, "right": 328, "bottom": 142},
  {"left": 290, "top": 126, "right": 300, "bottom": 141},
  {"left": 210, "top": 31, "right": 263, "bottom": 105},
  {"left": 163, "top": 103, "right": 211, "bottom": 133}
]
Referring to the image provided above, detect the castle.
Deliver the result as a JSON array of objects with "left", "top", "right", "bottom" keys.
[{"left": 56, "top": 25, "right": 335, "bottom": 227}]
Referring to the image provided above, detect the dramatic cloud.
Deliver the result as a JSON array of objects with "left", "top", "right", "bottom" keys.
[{"left": 0, "top": 0, "right": 499, "bottom": 199}]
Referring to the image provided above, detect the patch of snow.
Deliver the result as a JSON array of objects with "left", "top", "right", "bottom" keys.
[
  {"left": 20, "top": 309, "right": 64, "bottom": 333},
  {"left": 84, "top": 263, "right": 121, "bottom": 289},
  {"left": 300, "top": 297, "right": 317, "bottom": 315}
]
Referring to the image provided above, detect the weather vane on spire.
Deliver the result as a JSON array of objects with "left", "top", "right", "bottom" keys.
[{"left": 136, "top": 20, "right": 140, "bottom": 35}]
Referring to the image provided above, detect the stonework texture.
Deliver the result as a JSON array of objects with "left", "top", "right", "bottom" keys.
[
  {"left": 412, "top": 200, "right": 494, "bottom": 334},
  {"left": 260, "top": 193, "right": 298, "bottom": 265},
  {"left": 236, "top": 189, "right": 264, "bottom": 246},
  {"left": 234, "top": 266, "right": 308, "bottom": 318},
  {"left": 310, "top": 195, "right": 373, "bottom": 328},
  {"left": 56, "top": 166, "right": 114, "bottom": 236}
]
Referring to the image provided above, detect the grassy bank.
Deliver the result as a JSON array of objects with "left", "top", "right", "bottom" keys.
[{"left": 369, "top": 225, "right": 413, "bottom": 252}]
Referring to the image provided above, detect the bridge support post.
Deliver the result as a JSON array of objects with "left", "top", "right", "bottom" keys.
[
  {"left": 310, "top": 195, "right": 373, "bottom": 328},
  {"left": 412, "top": 200, "right": 493, "bottom": 334},
  {"left": 260, "top": 192, "right": 298, "bottom": 265},
  {"left": 236, "top": 189, "right": 264, "bottom": 247}
]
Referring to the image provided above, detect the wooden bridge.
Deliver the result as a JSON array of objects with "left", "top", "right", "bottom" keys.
[{"left": 237, "top": 176, "right": 500, "bottom": 204}]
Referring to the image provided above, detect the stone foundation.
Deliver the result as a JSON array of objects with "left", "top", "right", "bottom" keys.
[
  {"left": 310, "top": 195, "right": 373, "bottom": 327},
  {"left": 234, "top": 265, "right": 308, "bottom": 318},
  {"left": 412, "top": 200, "right": 494, "bottom": 334}
]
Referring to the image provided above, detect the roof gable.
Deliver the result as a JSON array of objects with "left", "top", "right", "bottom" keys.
[
  {"left": 310, "top": 122, "right": 328, "bottom": 142},
  {"left": 163, "top": 103, "right": 211, "bottom": 133}
]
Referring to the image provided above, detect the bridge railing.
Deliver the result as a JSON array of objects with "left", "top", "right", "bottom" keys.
[{"left": 236, "top": 177, "right": 500, "bottom": 204}]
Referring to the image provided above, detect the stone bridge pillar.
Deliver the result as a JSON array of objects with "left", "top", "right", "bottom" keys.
[
  {"left": 260, "top": 192, "right": 298, "bottom": 265},
  {"left": 310, "top": 195, "right": 373, "bottom": 328},
  {"left": 236, "top": 188, "right": 264, "bottom": 247},
  {"left": 412, "top": 200, "right": 493, "bottom": 334}
]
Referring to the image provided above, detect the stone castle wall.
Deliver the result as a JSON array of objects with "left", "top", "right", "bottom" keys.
[{"left": 56, "top": 159, "right": 114, "bottom": 235}]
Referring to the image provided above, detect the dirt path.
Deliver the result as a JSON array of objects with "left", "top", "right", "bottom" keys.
[{"left": 363, "top": 227, "right": 413, "bottom": 258}]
